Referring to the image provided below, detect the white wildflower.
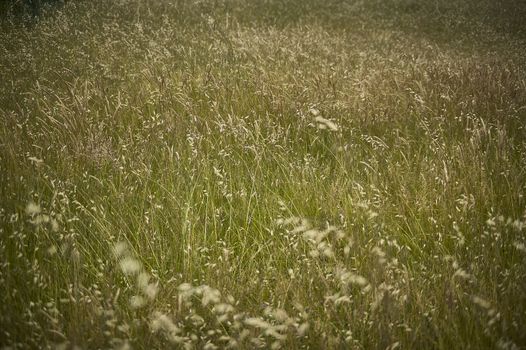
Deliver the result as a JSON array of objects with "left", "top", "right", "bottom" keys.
[
  {"left": 201, "top": 286, "right": 221, "bottom": 306},
  {"left": 272, "top": 309, "right": 289, "bottom": 323},
  {"left": 178, "top": 283, "right": 193, "bottom": 292},
  {"left": 245, "top": 317, "right": 271, "bottom": 329},
  {"left": 150, "top": 312, "right": 180, "bottom": 335},
  {"left": 137, "top": 272, "right": 150, "bottom": 289},
  {"left": 113, "top": 242, "right": 128, "bottom": 258},
  {"left": 25, "top": 202, "right": 41, "bottom": 215},
  {"left": 203, "top": 343, "right": 218, "bottom": 350},
  {"left": 130, "top": 295, "right": 146, "bottom": 309},
  {"left": 315, "top": 116, "right": 338, "bottom": 131},
  {"left": 309, "top": 108, "right": 320, "bottom": 116},
  {"left": 213, "top": 303, "right": 235, "bottom": 314},
  {"left": 119, "top": 257, "right": 141, "bottom": 275},
  {"left": 144, "top": 283, "right": 158, "bottom": 300}
]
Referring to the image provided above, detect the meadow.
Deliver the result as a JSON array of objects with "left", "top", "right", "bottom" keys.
[{"left": 1, "top": 0, "right": 526, "bottom": 348}]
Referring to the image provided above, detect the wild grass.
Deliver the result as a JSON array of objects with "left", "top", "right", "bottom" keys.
[{"left": 1, "top": 0, "right": 526, "bottom": 348}]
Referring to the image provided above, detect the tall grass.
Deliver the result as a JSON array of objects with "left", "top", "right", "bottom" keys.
[{"left": 1, "top": 0, "right": 526, "bottom": 348}]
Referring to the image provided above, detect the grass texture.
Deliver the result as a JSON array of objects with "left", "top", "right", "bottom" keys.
[{"left": 1, "top": 0, "right": 526, "bottom": 348}]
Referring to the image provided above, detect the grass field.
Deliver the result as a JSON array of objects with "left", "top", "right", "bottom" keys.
[{"left": 1, "top": 0, "right": 526, "bottom": 348}]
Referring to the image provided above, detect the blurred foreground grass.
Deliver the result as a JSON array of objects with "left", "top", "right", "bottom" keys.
[{"left": 1, "top": 0, "right": 526, "bottom": 348}]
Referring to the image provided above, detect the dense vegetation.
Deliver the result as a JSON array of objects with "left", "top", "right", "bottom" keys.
[
  {"left": 1, "top": 0, "right": 66, "bottom": 18},
  {"left": 1, "top": 0, "right": 525, "bottom": 348}
]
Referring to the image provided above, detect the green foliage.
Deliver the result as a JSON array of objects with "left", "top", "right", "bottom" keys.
[{"left": 1, "top": 0, "right": 525, "bottom": 348}]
